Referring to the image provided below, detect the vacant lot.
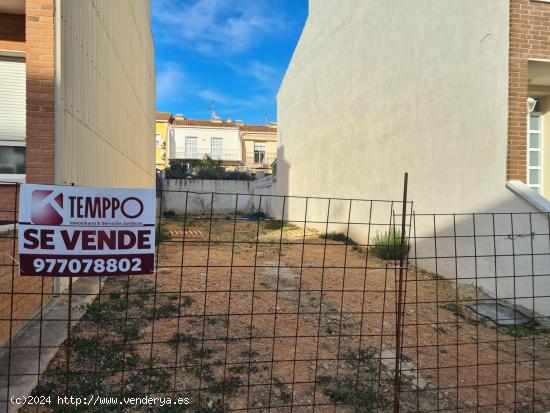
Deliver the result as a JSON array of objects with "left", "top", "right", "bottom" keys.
[{"left": 17, "top": 216, "right": 550, "bottom": 412}]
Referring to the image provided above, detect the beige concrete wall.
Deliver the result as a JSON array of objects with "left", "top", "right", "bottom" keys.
[
  {"left": 278, "top": 0, "right": 514, "bottom": 213},
  {"left": 241, "top": 132, "right": 277, "bottom": 143},
  {"left": 276, "top": 0, "right": 550, "bottom": 315},
  {"left": 243, "top": 139, "right": 277, "bottom": 154},
  {"left": 55, "top": 0, "right": 155, "bottom": 188}
]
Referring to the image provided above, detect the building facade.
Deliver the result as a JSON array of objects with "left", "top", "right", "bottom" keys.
[
  {"left": 169, "top": 117, "right": 243, "bottom": 170},
  {"left": 240, "top": 124, "right": 277, "bottom": 175},
  {"left": 508, "top": 0, "right": 550, "bottom": 195},
  {"left": 274, "top": 0, "right": 550, "bottom": 315},
  {"left": 167, "top": 116, "right": 278, "bottom": 174},
  {"left": 0, "top": 0, "right": 155, "bottom": 344},
  {"left": 156, "top": 112, "right": 173, "bottom": 170}
]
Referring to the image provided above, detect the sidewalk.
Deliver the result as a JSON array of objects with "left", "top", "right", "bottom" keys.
[{"left": 0, "top": 277, "right": 99, "bottom": 413}]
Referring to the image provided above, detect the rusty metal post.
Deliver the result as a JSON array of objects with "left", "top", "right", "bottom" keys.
[
  {"left": 65, "top": 276, "right": 73, "bottom": 390},
  {"left": 65, "top": 183, "right": 75, "bottom": 401},
  {"left": 393, "top": 172, "right": 408, "bottom": 413}
]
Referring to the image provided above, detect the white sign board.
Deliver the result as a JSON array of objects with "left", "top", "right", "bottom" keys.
[{"left": 18, "top": 184, "right": 156, "bottom": 276}]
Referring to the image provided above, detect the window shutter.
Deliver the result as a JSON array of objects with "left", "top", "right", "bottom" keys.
[{"left": 0, "top": 57, "right": 26, "bottom": 142}]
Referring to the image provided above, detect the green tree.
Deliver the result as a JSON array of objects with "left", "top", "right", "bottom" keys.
[
  {"left": 196, "top": 155, "right": 225, "bottom": 175},
  {"left": 165, "top": 155, "right": 253, "bottom": 180},
  {"left": 165, "top": 159, "right": 191, "bottom": 178}
]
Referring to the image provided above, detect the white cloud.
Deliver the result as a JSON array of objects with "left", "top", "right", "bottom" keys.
[
  {"left": 225, "top": 60, "right": 280, "bottom": 90},
  {"left": 248, "top": 61, "right": 278, "bottom": 86},
  {"left": 156, "top": 63, "right": 186, "bottom": 100},
  {"left": 152, "top": 0, "right": 287, "bottom": 55},
  {"left": 197, "top": 89, "right": 235, "bottom": 106},
  {"left": 155, "top": 65, "right": 275, "bottom": 120},
  {"left": 197, "top": 88, "right": 273, "bottom": 115}
]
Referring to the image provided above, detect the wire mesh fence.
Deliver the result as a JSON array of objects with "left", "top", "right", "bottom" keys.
[{"left": 0, "top": 181, "right": 549, "bottom": 412}]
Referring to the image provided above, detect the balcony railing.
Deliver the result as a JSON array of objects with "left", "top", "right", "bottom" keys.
[
  {"left": 173, "top": 148, "right": 241, "bottom": 162},
  {"left": 245, "top": 152, "right": 276, "bottom": 168}
]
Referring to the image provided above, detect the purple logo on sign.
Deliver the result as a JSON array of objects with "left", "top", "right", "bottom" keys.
[{"left": 31, "top": 190, "right": 64, "bottom": 225}]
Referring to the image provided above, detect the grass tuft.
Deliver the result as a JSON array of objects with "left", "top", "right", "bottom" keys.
[
  {"left": 320, "top": 232, "right": 358, "bottom": 246},
  {"left": 156, "top": 223, "right": 172, "bottom": 245},
  {"left": 316, "top": 347, "right": 388, "bottom": 411},
  {"left": 264, "top": 220, "right": 299, "bottom": 231},
  {"left": 370, "top": 229, "right": 409, "bottom": 260},
  {"left": 499, "top": 322, "right": 550, "bottom": 338}
]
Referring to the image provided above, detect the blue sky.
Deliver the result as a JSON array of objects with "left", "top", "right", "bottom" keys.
[{"left": 152, "top": 0, "right": 308, "bottom": 125}]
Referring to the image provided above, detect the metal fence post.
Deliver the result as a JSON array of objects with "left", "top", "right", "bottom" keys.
[
  {"left": 65, "top": 184, "right": 75, "bottom": 404},
  {"left": 393, "top": 172, "right": 408, "bottom": 413}
]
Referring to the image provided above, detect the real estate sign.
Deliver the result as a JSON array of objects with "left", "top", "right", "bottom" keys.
[{"left": 18, "top": 184, "right": 156, "bottom": 276}]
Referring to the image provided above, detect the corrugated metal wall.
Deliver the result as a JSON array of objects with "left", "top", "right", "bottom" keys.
[{"left": 56, "top": 0, "right": 155, "bottom": 188}]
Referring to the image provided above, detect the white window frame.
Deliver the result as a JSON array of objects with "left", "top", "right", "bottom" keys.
[
  {"left": 0, "top": 53, "right": 26, "bottom": 184},
  {"left": 211, "top": 137, "right": 223, "bottom": 159},
  {"left": 185, "top": 136, "right": 198, "bottom": 158},
  {"left": 527, "top": 112, "right": 543, "bottom": 193},
  {"left": 155, "top": 133, "right": 162, "bottom": 147},
  {"left": 0, "top": 140, "right": 26, "bottom": 183},
  {"left": 254, "top": 142, "right": 266, "bottom": 164}
]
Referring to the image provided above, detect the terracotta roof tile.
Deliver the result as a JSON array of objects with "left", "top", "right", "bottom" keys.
[
  {"left": 156, "top": 112, "right": 173, "bottom": 122},
  {"left": 239, "top": 124, "right": 277, "bottom": 133},
  {"left": 171, "top": 118, "right": 277, "bottom": 132},
  {"left": 172, "top": 118, "right": 238, "bottom": 128}
]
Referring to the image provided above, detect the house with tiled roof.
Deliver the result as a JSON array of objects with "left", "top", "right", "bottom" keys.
[
  {"left": 168, "top": 114, "right": 243, "bottom": 170},
  {"left": 167, "top": 113, "right": 278, "bottom": 174},
  {"left": 240, "top": 123, "right": 277, "bottom": 175}
]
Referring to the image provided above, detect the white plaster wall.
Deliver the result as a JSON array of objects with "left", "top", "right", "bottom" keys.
[
  {"left": 169, "top": 126, "right": 241, "bottom": 162},
  {"left": 162, "top": 179, "right": 256, "bottom": 215},
  {"left": 412, "top": 207, "right": 550, "bottom": 317},
  {"left": 277, "top": 0, "right": 512, "bottom": 213},
  {"left": 276, "top": 0, "right": 550, "bottom": 315}
]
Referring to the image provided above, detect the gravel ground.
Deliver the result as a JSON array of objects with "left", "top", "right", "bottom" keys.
[{"left": 16, "top": 217, "right": 550, "bottom": 412}]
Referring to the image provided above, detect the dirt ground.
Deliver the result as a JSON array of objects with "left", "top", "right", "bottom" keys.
[{"left": 15, "top": 216, "right": 550, "bottom": 412}]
